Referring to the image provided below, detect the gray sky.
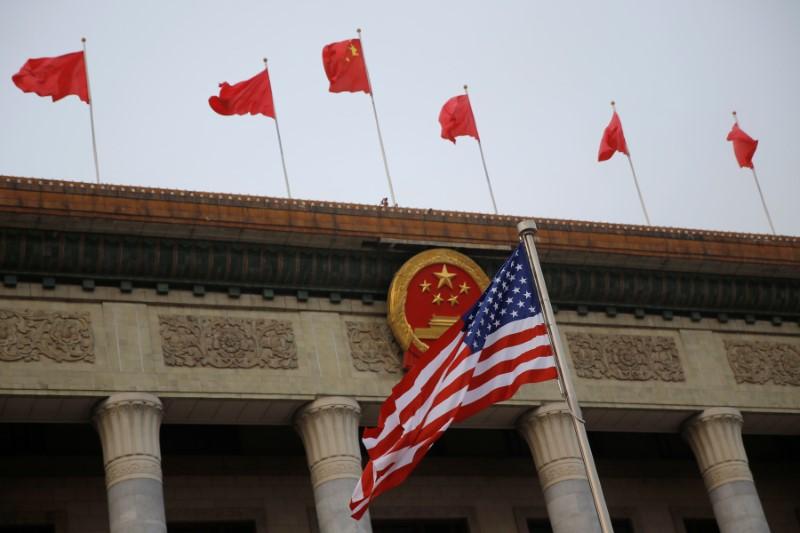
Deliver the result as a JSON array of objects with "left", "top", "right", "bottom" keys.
[{"left": 2, "top": 1, "right": 799, "bottom": 236}]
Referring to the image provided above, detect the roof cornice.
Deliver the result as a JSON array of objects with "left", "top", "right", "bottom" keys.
[{"left": 1, "top": 175, "right": 798, "bottom": 277}]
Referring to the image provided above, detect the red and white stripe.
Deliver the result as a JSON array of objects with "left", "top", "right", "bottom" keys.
[{"left": 349, "top": 313, "right": 556, "bottom": 519}]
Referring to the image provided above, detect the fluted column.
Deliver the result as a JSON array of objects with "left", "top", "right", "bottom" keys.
[
  {"left": 518, "top": 402, "right": 601, "bottom": 533},
  {"left": 94, "top": 393, "right": 166, "bottom": 533},
  {"left": 683, "top": 408, "right": 770, "bottom": 533},
  {"left": 295, "top": 396, "right": 372, "bottom": 533}
]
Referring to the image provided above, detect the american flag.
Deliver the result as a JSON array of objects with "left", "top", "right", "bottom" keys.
[{"left": 350, "top": 243, "right": 558, "bottom": 519}]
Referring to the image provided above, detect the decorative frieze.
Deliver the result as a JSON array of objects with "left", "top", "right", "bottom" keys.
[
  {"left": 724, "top": 339, "right": 800, "bottom": 386},
  {"left": 0, "top": 309, "right": 94, "bottom": 363},
  {"left": 158, "top": 315, "right": 297, "bottom": 369},
  {"left": 345, "top": 321, "right": 402, "bottom": 374},
  {"left": 567, "top": 332, "right": 684, "bottom": 382}
]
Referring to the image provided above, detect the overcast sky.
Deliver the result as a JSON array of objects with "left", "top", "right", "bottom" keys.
[{"left": 2, "top": 1, "right": 798, "bottom": 236}]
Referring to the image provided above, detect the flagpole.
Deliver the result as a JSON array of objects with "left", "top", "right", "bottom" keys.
[
  {"left": 357, "top": 28, "right": 397, "bottom": 207},
  {"left": 517, "top": 219, "right": 615, "bottom": 533},
  {"left": 732, "top": 111, "right": 775, "bottom": 235},
  {"left": 612, "top": 101, "right": 650, "bottom": 225},
  {"left": 81, "top": 37, "right": 101, "bottom": 184},
  {"left": 464, "top": 85, "right": 498, "bottom": 215},
  {"left": 264, "top": 58, "right": 292, "bottom": 199}
]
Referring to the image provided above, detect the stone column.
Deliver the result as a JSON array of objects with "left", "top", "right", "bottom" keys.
[
  {"left": 94, "top": 393, "right": 166, "bottom": 533},
  {"left": 683, "top": 408, "right": 770, "bottom": 533},
  {"left": 518, "top": 402, "right": 602, "bottom": 533},
  {"left": 295, "top": 396, "right": 372, "bottom": 533}
]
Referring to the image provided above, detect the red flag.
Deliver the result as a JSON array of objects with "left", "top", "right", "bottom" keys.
[
  {"left": 439, "top": 95, "right": 479, "bottom": 143},
  {"left": 726, "top": 123, "right": 758, "bottom": 169},
  {"left": 322, "top": 38, "right": 371, "bottom": 94},
  {"left": 598, "top": 111, "right": 629, "bottom": 161},
  {"left": 209, "top": 70, "right": 275, "bottom": 118},
  {"left": 12, "top": 51, "right": 88, "bottom": 103},
  {"left": 349, "top": 244, "right": 557, "bottom": 518}
]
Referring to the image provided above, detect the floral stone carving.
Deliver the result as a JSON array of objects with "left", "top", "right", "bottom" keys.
[
  {"left": 345, "top": 321, "right": 402, "bottom": 373},
  {"left": 158, "top": 315, "right": 297, "bottom": 369},
  {"left": 566, "top": 332, "right": 684, "bottom": 382},
  {"left": 724, "top": 340, "right": 800, "bottom": 386},
  {"left": 0, "top": 309, "right": 94, "bottom": 363}
]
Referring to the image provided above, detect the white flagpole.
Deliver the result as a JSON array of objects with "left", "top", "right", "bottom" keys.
[
  {"left": 81, "top": 37, "right": 101, "bottom": 183},
  {"left": 357, "top": 28, "right": 397, "bottom": 207},
  {"left": 518, "top": 219, "right": 615, "bottom": 533},
  {"left": 612, "top": 101, "right": 650, "bottom": 225},
  {"left": 264, "top": 58, "right": 292, "bottom": 199},
  {"left": 464, "top": 84, "right": 498, "bottom": 215},
  {"left": 732, "top": 111, "right": 775, "bottom": 235}
]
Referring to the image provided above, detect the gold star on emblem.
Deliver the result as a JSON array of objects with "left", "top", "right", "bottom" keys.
[
  {"left": 419, "top": 279, "right": 432, "bottom": 293},
  {"left": 458, "top": 282, "right": 471, "bottom": 294},
  {"left": 447, "top": 294, "right": 460, "bottom": 306},
  {"left": 349, "top": 43, "right": 359, "bottom": 56},
  {"left": 432, "top": 292, "right": 444, "bottom": 305},
  {"left": 433, "top": 264, "right": 457, "bottom": 289}
]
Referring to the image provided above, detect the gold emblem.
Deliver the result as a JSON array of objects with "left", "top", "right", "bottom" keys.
[{"left": 388, "top": 248, "right": 489, "bottom": 356}]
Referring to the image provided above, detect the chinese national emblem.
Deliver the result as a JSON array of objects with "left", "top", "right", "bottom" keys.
[{"left": 388, "top": 249, "right": 490, "bottom": 369}]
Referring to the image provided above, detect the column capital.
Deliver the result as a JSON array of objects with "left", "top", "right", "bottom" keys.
[
  {"left": 93, "top": 392, "right": 164, "bottom": 489},
  {"left": 295, "top": 396, "right": 363, "bottom": 487},
  {"left": 682, "top": 407, "right": 752, "bottom": 491},
  {"left": 518, "top": 402, "right": 587, "bottom": 490}
]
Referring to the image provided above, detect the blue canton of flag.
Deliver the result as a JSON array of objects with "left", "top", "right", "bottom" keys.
[{"left": 463, "top": 243, "right": 541, "bottom": 350}]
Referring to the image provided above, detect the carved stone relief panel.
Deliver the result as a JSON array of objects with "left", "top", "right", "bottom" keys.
[
  {"left": 566, "top": 332, "right": 684, "bottom": 382},
  {"left": 724, "top": 340, "right": 800, "bottom": 386},
  {"left": 345, "top": 321, "right": 402, "bottom": 374},
  {"left": 0, "top": 309, "right": 94, "bottom": 363},
  {"left": 158, "top": 315, "right": 297, "bottom": 369}
]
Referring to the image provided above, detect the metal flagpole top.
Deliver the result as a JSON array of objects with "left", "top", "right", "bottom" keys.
[{"left": 517, "top": 220, "right": 538, "bottom": 234}]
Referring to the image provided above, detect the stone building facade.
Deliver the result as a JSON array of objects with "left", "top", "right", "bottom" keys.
[{"left": 0, "top": 176, "right": 798, "bottom": 533}]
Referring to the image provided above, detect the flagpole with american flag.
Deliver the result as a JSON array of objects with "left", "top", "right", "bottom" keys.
[
  {"left": 81, "top": 38, "right": 101, "bottom": 183},
  {"left": 731, "top": 111, "right": 775, "bottom": 235},
  {"left": 518, "top": 219, "right": 614, "bottom": 533},
  {"left": 349, "top": 222, "right": 614, "bottom": 525}
]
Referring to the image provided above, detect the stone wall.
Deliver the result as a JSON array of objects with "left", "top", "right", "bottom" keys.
[{"left": 0, "top": 283, "right": 798, "bottom": 428}]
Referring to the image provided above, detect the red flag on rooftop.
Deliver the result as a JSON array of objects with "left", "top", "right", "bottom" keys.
[
  {"left": 209, "top": 69, "right": 275, "bottom": 118},
  {"left": 726, "top": 122, "right": 758, "bottom": 169},
  {"left": 439, "top": 94, "right": 479, "bottom": 143},
  {"left": 322, "top": 38, "right": 371, "bottom": 94},
  {"left": 12, "top": 50, "right": 88, "bottom": 103},
  {"left": 349, "top": 243, "right": 557, "bottom": 518},
  {"left": 597, "top": 111, "right": 628, "bottom": 161}
]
